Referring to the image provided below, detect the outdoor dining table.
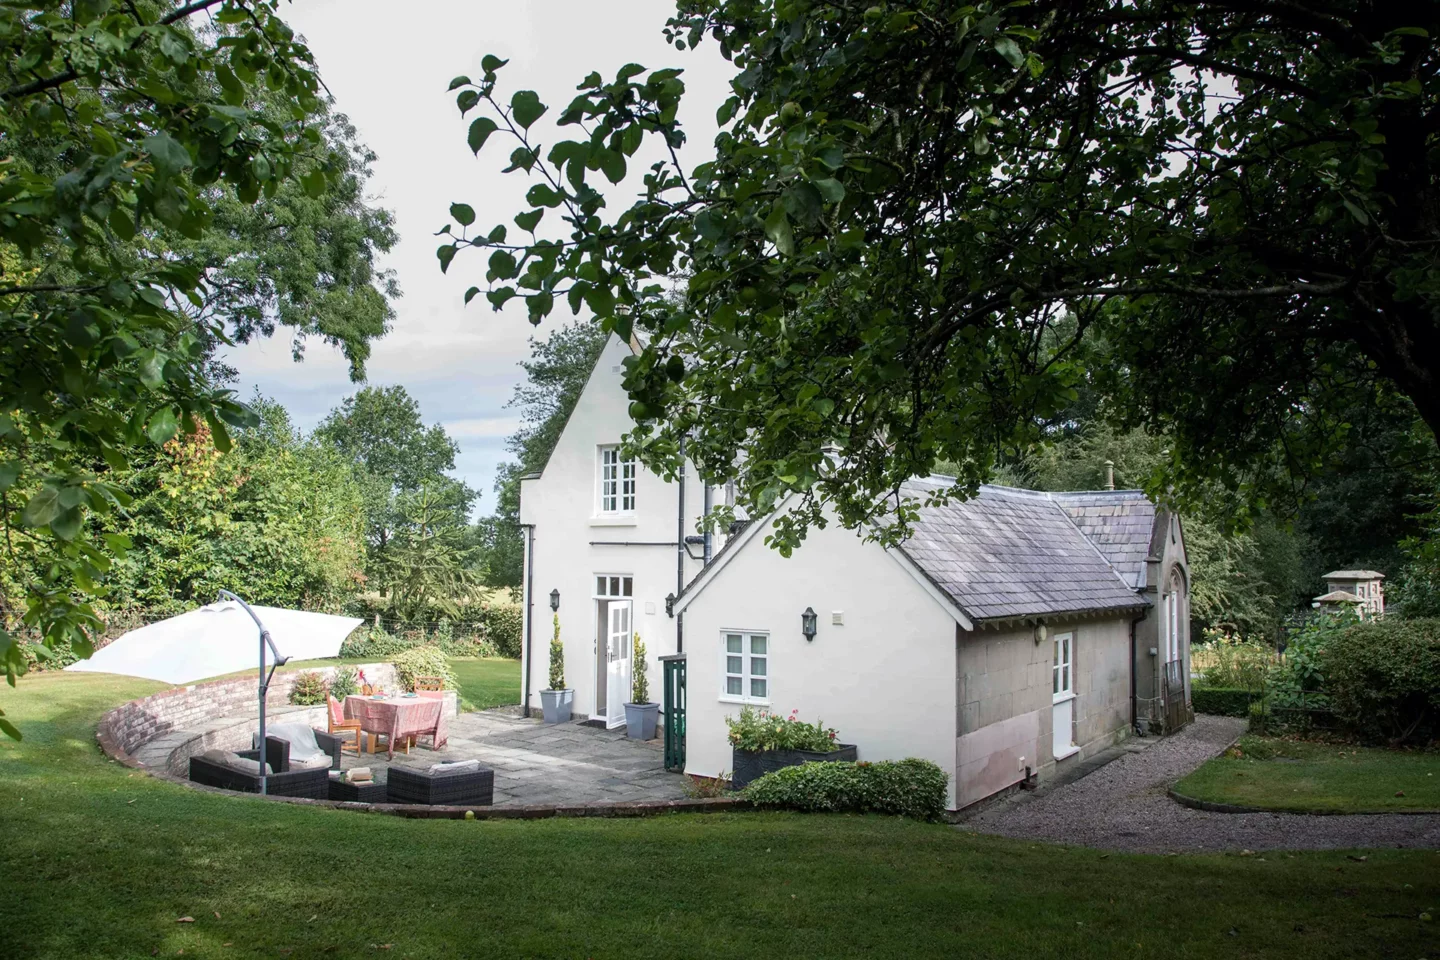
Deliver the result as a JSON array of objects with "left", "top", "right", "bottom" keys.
[{"left": 343, "top": 694, "right": 448, "bottom": 760}]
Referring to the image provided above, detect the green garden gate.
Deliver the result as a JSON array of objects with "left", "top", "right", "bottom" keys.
[{"left": 660, "top": 653, "right": 686, "bottom": 771}]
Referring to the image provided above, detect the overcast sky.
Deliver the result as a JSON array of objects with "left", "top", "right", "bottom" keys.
[{"left": 218, "top": 0, "right": 733, "bottom": 515}]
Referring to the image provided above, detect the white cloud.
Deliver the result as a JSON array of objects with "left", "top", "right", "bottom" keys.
[{"left": 221, "top": 0, "right": 732, "bottom": 511}]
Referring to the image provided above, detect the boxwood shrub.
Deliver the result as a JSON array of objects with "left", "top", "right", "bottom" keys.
[
  {"left": 1191, "top": 686, "right": 1259, "bottom": 717},
  {"left": 743, "top": 758, "right": 948, "bottom": 820},
  {"left": 1321, "top": 618, "right": 1440, "bottom": 744}
]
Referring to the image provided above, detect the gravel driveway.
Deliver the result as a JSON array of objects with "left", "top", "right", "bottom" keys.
[{"left": 961, "top": 714, "right": 1440, "bottom": 853}]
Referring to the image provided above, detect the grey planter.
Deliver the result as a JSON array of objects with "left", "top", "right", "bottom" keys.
[
  {"left": 732, "top": 743, "right": 858, "bottom": 788},
  {"left": 624, "top": 702, "right": 659, "bottom": 740},
  {"left": 540, "top": 688, "right": 573, "bottom": 725}
]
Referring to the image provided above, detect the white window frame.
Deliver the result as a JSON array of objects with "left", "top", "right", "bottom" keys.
[
  {"left": 719, "top": 630, "right": 770, "bottom": 705},
  {"left": 597, "top": 445, "right": 637, "bottom": 515},
  {"left": 1052, "top": 631, "right": 1074, "bottom": 704},
  {"left": 593, "top": 574, "right": 634, "bottom": 599}
]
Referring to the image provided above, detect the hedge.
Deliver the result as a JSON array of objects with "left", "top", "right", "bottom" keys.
[
  {"left": 1191, "top": 686, "right": 1260, "bottom": 717},
  {"left": 1321, "top": 618, "right": 1440, "bottom": 744},
  {"left": 743, "top": 758, "right": 949, "bottom": 821}
]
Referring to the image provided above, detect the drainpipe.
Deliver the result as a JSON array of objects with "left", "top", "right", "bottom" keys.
[
  {"left": 522, "top": 523, "right": 536, "bottom": 719},
  {"left": 676, "top": 437, "right": 686, "bottom": 653},
  {"left": 702, "top": 479, "right": 713, "bottom": 565}
]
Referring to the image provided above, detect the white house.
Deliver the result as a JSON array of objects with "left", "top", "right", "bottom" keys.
[
  {"left": 673, "top": 479, "right": 1190, "bottom": 809},
  {"left": 517, "top": 334, "right": 728, "bottom": 728},
  {"left": 519, "top": 337, "right": 1192, "bottom": 811}
]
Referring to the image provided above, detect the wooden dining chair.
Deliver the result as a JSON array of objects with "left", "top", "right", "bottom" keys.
[
  {"left": 327, "top": 696, "right": 362, "bottom": 756},
  {"left": 413, "top": 676, "right": 443, "bottom": 692}
]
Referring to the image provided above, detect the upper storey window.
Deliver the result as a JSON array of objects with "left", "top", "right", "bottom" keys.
[{"left": 599, "top": 445, "right": 636, "bottom": 514}]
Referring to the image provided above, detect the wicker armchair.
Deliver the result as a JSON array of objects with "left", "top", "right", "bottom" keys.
[
  {"left": 413, "top": 676, "right": 444, "bottom": 691},
  {"left": 188, "top": 737, "right": 330, "bottom": 798},
  {"left": 387, "top": 763, "right": 494, "bottom": 806}
]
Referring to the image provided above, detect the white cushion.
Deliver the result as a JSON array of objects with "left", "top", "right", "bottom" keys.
[
  {"left": 292, "top": 752, "right": 333, "bottom": 771},
  {"left": 426, "top": 759, "right": 480, "bottom": 776},
  {"left": 261, "top": 723, "right": 325, "bottom": 763},
  {"left": 205, "top": 750, "right": 272, "bottom": 776}
]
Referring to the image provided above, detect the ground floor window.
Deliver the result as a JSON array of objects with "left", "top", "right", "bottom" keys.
[{"left": 721, "top": 632, "right": 768, "bottom": 703}]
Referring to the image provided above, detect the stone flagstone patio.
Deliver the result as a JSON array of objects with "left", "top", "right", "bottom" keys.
[{"left": 339, "top": 708, "right": 689, "bottom": 807}]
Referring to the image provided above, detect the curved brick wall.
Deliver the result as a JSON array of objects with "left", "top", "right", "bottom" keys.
[{"left": 97, "top": 662, "right": 398, "bottom": 762}]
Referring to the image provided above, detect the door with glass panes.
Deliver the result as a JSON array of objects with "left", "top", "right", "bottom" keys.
[{"left": 594, "top": 575, "right": 632, "bottom": 729}]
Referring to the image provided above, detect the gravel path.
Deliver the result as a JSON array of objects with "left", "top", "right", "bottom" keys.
[{"left": 961, "top": 715, "right": 1440, "bottom": 854}]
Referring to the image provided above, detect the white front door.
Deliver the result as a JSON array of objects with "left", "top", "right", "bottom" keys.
[
  {"left": 1052, "top": 631, "right": 1078, "bottom": 760},
  {"left": 605, "top": 601, "right": 632, "bottom": 730}
]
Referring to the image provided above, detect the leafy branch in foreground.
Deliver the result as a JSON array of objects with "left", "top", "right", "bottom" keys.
[
  {"left": 0, "top": 0, "right": 336, "bottom": 714},
  {"left": 440, "top": 2, "right": 1440, "bottom": 558}
]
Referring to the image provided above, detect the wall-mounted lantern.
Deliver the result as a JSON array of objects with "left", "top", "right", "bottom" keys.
[
  {"left": 801, "top": 606, "right": 818, "bottom": 642},
  {"left": 549, "top": 588, "right": 560, "bottom": 612},
  {"left": 1033, "top": 621, "right": 1048, "bottom": 646},
  {"left": 665, "top": 592, "right": 676, "bottom": 618}
]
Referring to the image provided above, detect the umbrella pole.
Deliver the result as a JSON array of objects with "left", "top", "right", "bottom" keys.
[{"left": 218, "top": 591, "right": 288, "bottom": 796}]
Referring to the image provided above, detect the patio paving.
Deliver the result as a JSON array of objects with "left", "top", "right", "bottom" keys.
[{"left": 337, "top": 709, "right": 688, "bottom": 807}]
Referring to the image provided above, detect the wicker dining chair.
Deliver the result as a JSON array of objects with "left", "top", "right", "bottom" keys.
[
  {"left": 327, "top": 695, "right": 362, "bottom": 755},
  {"left": 413, "top": 676, "right": 444, "bottom": 692}
]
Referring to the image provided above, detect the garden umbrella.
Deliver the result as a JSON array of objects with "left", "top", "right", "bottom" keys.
[
  {"left": 68, "top": 595, "right": 363, "bottom": 795},
  {"left": 66, "top": 599, "right": 363, "bottom": 685}
]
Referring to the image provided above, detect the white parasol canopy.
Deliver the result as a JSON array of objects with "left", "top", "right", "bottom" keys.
[{"left": 66, "top": 600, "right": 363, "bottom": 685}]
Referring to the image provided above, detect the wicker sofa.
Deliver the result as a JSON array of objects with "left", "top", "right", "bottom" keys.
[
  {"left": 387, "top": 763, "right": 494, "bottom": 806},
  {"left": 188, "top": 734, "right": 335, "bottom": 798}
]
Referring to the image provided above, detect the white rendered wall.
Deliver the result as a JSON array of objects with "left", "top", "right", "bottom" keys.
[
  {"left": 681, "top": 517, "right": 960, "bottom": 806},
  {"left": 518, "top": 334, "right": 710, "bottom": 717}
]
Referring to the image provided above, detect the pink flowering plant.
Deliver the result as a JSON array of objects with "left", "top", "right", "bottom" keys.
[{"left": 725, "top": 706, "right": 841, "bottom": 753}]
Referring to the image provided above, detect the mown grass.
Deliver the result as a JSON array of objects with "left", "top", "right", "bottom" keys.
[
  {"left": 1174, "top": 734, "right": 1440, "bottom": 813},
  {"left": 447, "top": 656, "right": 520, "bottom": 711},
  {"left": 1, "top": 673, "right": 1436, "bottom": 960}
]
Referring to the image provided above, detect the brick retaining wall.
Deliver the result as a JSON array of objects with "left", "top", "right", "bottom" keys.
[{"left": 98, "top": 662, "right": 399, "bottom": 758}]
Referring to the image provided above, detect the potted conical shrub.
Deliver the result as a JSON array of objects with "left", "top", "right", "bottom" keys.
[
  {"left": 540, "top": 613, "right": 573, "bottom": 724},
  {"left": 624, "top": 634, "right": 659, "bottom": 740}
]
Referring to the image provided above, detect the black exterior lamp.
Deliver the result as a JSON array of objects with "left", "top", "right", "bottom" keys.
[
  {"left": 665, "top": 592, "right": 677, "bottom": 617},
  {"left": 801, "top": 606, "right": 818, "bottom": 642},
  {"left": 549, "top": 588, "right": 560, "bottom": 612}
]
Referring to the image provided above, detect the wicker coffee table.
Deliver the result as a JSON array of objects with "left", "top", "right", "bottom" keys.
[{"left": 327, "top": 778, "right": 387, "bottom": 803}]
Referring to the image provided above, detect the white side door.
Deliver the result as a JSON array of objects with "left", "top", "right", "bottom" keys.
[
  {"left": 1052, "top": 631, "right": 1078, "bottom": 760},
  {"left": 605, "top": 601, "right": 632, "bottom": 729}
]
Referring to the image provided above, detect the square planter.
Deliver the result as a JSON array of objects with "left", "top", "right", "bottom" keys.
[
  {"left": 732, "top": 743, "right": 858, "bottom": 789},
  {"left": 624, "top": 702, "right": 659, "bottom": 740},
  {"left": 540, "top": 688, "right": 574, "bottom": 725}
]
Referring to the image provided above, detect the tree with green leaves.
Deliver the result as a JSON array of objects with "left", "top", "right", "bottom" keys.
[
  {"left": 316, "top": 385, "right": 477, "bottom": 610},
  {"left": 441, "top": 1, "right": 1440, "bottom": 559},
  {"left": 0, "top": 1, "right": 381, "bottom": 704}
]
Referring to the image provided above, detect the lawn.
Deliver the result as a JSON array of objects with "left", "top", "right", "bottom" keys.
[
  {"left": 448, "top": 656, "right": 520, "bottom": 711},
  {"left": 1174, "top": 735, "right": 1440, "bottom": 813},
  {"left": 204, "top": 656, "right": 520, "bottom": 713},
  {"left": 1, "top": 674, "right": 1437, "bottom": 960}
]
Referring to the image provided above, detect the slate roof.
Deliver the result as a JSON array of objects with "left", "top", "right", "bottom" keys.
[
  {"left": 896, "top": 479, "right": 1150, "bottom": 623},
  {"left": 1050, "top": 490, "right": 1158, "bottom": 589},
  {"left": 1323, "top": 570, "right": 1386, "bottom": 580}
]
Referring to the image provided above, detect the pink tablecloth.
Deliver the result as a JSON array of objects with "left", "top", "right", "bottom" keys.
[{"left": 343, "top": 695, "right": 447, "bottom": 760}]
